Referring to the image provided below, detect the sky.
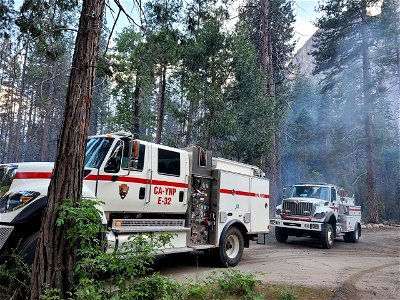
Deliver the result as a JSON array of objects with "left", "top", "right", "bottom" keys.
[{"left": 292, "top": 0, "right": 320, "bottom": 51}]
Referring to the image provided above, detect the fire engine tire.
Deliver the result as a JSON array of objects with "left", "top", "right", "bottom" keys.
[
  {"left": 275, "top": 227, "right": 289, "bottom": 243},
  {"left": 345, "top": 223, "right": 360, "bottom": 243},
  {"left": 321, "top": 224, "right": 334, "bottom": 249},
  {"left": 218, "top": 226, "right": 244, "bottom": 267},
  {"left": 18, "top": 231, "right": 39, "bottom": 265}
]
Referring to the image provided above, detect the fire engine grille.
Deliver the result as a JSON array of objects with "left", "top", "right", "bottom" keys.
[
  {"left": 282, "top": 201, "right": 313, "bottom": 216},
  {"left": 113, "top": 219, "right": 185, "bottom": 228},
  {"left": 0, "top": 225, "right": 13, "bottom": 249}
]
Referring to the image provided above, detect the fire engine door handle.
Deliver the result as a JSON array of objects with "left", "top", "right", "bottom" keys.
[
  {"left": 139, "top": 187, "right": 146, "bottom": 200},
  {"left": 146, "top": 169, "right": 152, "bottom": 204},
  {"left": 179, "top": 191, "right": 184, "bottom": 202}
]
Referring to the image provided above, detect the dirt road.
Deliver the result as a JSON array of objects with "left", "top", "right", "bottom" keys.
[{"left": 154, "top": 228, "right": 400, "bottom": 300}]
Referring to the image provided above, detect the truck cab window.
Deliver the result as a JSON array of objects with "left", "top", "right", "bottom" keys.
[
  {"left": 331, "top": 188, "right": 337, "bottom": 202},
  {"left": 121, "top": 142, "right": 145, "bottom": 171},
  {"left": 85, "top": 137, "right": 114, "bottom": 169},
  {"left": 158, "top": 149, "right": 180, "bottom": 176},
  {"left": 104, "top": 141, "right": 123, "bottom": 173}
]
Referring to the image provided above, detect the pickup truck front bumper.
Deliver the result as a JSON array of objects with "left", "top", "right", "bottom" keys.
[{"left": 270, "top": 218, "right": 322, "bottom": 231}]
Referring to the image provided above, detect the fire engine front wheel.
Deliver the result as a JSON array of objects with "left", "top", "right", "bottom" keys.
[
  {"left": 218, "top": 226, "right": 244, "bottom": 267},
  {"left": 18, "top": 231, "right": 39, "bottom": 265},
  {"left": 321, "top": 224, "right": 334, "bottom": 249},
  {"left": 275, "top": 227, "right": 289, "bottom": 243}
]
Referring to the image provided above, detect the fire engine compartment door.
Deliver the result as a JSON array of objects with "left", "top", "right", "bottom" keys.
[
  {"left": 249, "top": 177, "right": 270, "bottom": 232},
  {"left": 146, "top": 145, "right": 188, "bottom": 214},
  {"left": 218, "top": 171, "right": 251, "bottom": 234}
]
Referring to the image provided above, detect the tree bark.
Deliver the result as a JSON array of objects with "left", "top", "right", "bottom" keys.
[
  {"left": 133, "top": 75, "right": 141, "bottom": 138},
  {"left": 39, "top": 63, "right": 54, "bottom": 162},
  {"left": 361, "top": 2, "right": 378, "bottom": 223},
  {"left": 155, "top": 65, "right": 167, "bottom": 144},
  {"left": 28, "top": 1, "right": 105, "bottom": 299},
  {"left": 260, "top": 0, "right": 278, "bottom": 212},
  {"left": 12, "top": 45, "right": 28, "bottom": 162}
]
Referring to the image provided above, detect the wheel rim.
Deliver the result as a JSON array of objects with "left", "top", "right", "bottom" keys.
[
  {"left": 327, "top": 227, "right": 333, "bottom": 245},
  {"left": 355, "top": 227, "right": 359, "bottom": 240},
  {"left": 226, "top": 235, "right": 240, "bottom": 259}
]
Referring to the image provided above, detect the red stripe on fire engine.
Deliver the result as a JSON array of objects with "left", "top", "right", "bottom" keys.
[
  {"left": 14, "top": 172, "right": 52, "bottom": 179},
  {"left": 348, "top": 207, "right": 361, "bottom": 211},
  {"left": 220, "top": 189, "right": 269, "bottom": 198},
  {"left": 84, "top": 174, "right": 188, "bottom": 188}
]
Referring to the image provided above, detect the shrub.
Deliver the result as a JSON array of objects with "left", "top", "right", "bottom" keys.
[{"left": 279, "top": 288, "right": 297, "bottom": 300}]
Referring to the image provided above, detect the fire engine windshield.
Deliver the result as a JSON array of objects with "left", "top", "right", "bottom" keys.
[
  {"left": 0, "top": 165, "right": 17, "bottom": 197},
  {"left": 85, "top": 137, "right": 114, "bottom": 169},
  {"left": 292, "top": 186, "right": 329, "bottom": 201}
]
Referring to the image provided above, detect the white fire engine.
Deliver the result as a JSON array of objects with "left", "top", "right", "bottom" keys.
[
  {"left": 270, "top": 183, "right": 361, "bottom": 248},
  {"left": 0, "top": 132, "right": 270, "bottom": 266}
]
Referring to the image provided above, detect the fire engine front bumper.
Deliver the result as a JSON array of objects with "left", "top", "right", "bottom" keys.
[{"left": 270, "top": 219, "right": 322, "bottom": 231}]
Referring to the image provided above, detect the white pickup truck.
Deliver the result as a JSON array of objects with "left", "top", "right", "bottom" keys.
[{"left": 270, "top": 183, "right": 361, "bottom": 248}]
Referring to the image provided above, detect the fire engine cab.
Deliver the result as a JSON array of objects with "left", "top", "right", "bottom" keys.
[
  {"left": 0, "top": 132, "right": 270, "bottom": 266},
  {"left": 270, "top": 183, "right": 361, "bottom": 248}
]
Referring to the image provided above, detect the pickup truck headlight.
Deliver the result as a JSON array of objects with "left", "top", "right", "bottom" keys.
[
  {"left": 275, "top": 208, "right": 282, "bottom": 218},
  {"left": 0, "top": 191, "right": 40, "bottom": 213},
  {"left": 313, "top": 212, "right": 326, "bottom": 219}
]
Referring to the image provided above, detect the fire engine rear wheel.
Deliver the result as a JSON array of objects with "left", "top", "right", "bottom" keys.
[
  {"left": 345, "top": 223, "right": 360, "bottom": 243},
  {"left": 275, "top": 227, "right": 289, "bottom": 243},
  {"left": 321, "top": 224, "right": 334, "bottom": 249},
  {"left": 218, "top": 226, "right": 244, "bottom": 267},
  {"left": 18, "top": 231, "right": 39, "bottom": 265}
]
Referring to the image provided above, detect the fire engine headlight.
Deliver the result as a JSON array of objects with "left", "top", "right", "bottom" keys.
[
  {"left": 0, "top": 191, "right": 40, "bottom": 213},
  {"left": 313, "top": 212, "right": 326, "bottom": 219}
]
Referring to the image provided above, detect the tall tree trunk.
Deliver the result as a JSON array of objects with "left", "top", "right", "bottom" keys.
[
  {"left": 133, "top": 76, "right": 141, "bottom": 139},
  {"left": 39, "top": 63, "right": 55, "bottom": 162},
  {"left": 155, "top": 65, "right": 166, "bottom": 144},
  {"left": 22, "top": 92, "right": 35, "bottom": 162},
  {"left": 29, "top": 1, "right": 105, "bottom": 298},
  {"left": 13, "top": 45, "right": 29, "bottom": 162},
  {"left": 260, "top": 0, "right": 278, "bottom": 212},
  {"left": 361, "top": 2, "right": 378, "bottom": 223}
]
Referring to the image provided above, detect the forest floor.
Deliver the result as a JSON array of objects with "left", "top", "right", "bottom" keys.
[{"left": 154, "top": 227, "right": 400, "bottom": 300}]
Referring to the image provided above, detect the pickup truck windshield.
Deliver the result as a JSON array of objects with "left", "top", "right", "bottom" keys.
[
  {"left": 85, "top": 137, "right": 114, "bottom": 169},
  {"left": 292, "top": 186, "right": 329, "bottom": 201}
]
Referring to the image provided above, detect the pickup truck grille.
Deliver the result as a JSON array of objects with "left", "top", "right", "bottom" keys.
[{"left": 282, "top": 201, "right": 313, "bottom": 216}]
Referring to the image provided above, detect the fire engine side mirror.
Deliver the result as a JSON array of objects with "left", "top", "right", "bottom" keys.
[{"left": 132, "top": 141, "right": 140, "bottom": 160}]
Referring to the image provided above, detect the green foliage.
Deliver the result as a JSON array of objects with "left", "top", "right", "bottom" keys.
[
  {"left": 40, "top": 285, "right": 62, "bottom": 300},
  {"left": 56, "top": 199, "right": 105, "bottom": 263},
  {"left": 0, "top": 248, "right": 31, "bottom": 298},
  {"left": 213, "top": 269, "right": 262, "bottom": 300},
  {"left": 279, "top": 288, "right": 297, "bottom": 300}
]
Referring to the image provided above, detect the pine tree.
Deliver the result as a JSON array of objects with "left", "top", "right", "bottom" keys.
[
  {"left": 29, "top": 0, "right": 105, "bottom": 298},
  {"left": 312, "top": 0, "right": 393, "bottom": 222}
]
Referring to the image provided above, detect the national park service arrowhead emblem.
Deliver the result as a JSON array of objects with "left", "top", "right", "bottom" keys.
[{"left": 119, "top": 184, "right": 129, "bottom": 199}]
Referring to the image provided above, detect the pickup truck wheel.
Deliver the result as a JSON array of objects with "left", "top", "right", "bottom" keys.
[
  {"left": 321, "top": 224, "right": 334, "bottom": 249},
  {"left": 18, "top": 231, "right": 39, "bottom": 265},
  {"left": 275, "top": 227, "right": 289, "bottom": 243},
  {"left": 346, "top": 223, "right": 360, "bottom": 243},
  {"left": 218, "top": 226, "right": 244, "bottom": 267}
]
